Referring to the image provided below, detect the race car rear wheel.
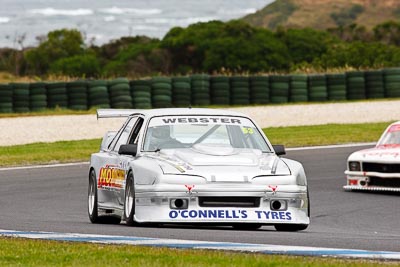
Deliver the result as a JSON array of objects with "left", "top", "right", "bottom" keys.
[
  {"left": 274, "top": 224, "right": 308, "bottom": 231},
  {"left": 88, "top": 169, "right": 121, "bottom": 224},
  {"left": 88, "top": 169, "right": 99, "bottom": 223},
  {"left": 124, "top": 172, "right": 136, "bottom": 226}
]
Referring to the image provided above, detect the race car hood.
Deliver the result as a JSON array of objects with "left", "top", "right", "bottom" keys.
[
  {"left": 145, "top": 144, "right": 291, "bottom": 179},
  {"left": 348, "top": 145, "right": 400, "bottom": 163}
]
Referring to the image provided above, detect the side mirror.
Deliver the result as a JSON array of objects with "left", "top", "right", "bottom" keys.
[
  {"left": 119, "top": 144, "right": 138, "bottom": 156},
  {"left": 272, "top": 145, "right": 286, "bottom": 156}
]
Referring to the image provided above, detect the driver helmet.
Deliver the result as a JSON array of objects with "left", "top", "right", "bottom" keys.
[{"left": 151, "top": 125, "right": 171, "bottom": 140}]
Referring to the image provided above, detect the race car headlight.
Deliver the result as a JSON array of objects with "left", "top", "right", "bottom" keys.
[{"left": 348, "top": 161, "right": 361, "bottom": 171}]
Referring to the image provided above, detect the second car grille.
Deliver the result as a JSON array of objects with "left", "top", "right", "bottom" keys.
[
  {"left": 198, "top": 197, "right": 260, "bottom": 208},
  {"left": 363, "top": 163, "right": 400, "bottom": 173},
  {"left": 369, "top": 177, "right": 400, "bottom": 187}
]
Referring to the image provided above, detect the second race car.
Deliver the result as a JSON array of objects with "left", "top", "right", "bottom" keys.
[{"left": 344, "top": 121, "right": 400, "bottom": 192}]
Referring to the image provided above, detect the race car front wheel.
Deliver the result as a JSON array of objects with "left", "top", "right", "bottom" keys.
[
  {"left": 124, "top": 172, "right": 136, "bottom": 226},
  {"left": 274, "top": 224, "right": 308, "bottom": 231},
  {"left": 88, "top": 169, "right": 99, "bottom": 223},
  {"left": 232, "top": 223, "right": 262, "bottom": 230}
]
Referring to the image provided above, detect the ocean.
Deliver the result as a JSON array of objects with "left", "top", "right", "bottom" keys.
[{"left": 0, "top": 0, "right": 273, "bottom": 48}]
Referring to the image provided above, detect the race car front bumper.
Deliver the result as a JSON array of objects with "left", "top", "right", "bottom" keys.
[
  {"left": 343, "top": 185, "right": 400, "bottom": 192},
  {"left": 345, "top": 171, "right": 400, "bottom": 192},
  {"left": 133, "top": 184, "right": 309, "bottom": 225}
]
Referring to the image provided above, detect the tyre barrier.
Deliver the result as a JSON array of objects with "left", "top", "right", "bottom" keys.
[
  {"left": 130, "top": 79, "right": 152, "bottom": 109},
  {"left": 365, "top": 70, "right": 384, "bottom": 99},
  {"left": 67, "top": 80, "right": 88, "bottom": 110},
  {"left": 108, "top": 78, "right": 132, "bottom": 109},
  {"left": 191, "top": 74, "right": 210, "bottom": 106},
  {"left": 46, "top": 82, "right": 68, "bottom": 109},
  {"left": 289, "top": 75, "right": 308, "bottom": 103},
  {"left": 346, "top": 71, "right": 366, "bottom": 100},
  {"left": 383, "top": 68, "right": 400, "bottom": 98},
  {"left": 1, "top": 68, "right": 400, "bottom": 113},
  {"left": 172, "top": 76, "right": 191, "bottom": 107},
  {"left": 270, "top": 75, "right": 290, "bottom": 103},
  {"left": 29, "top": 82, "right": 47, "bottom": 111},
  {"left": 151, "top": 77, "right": 172, "bottom": 108},
  {"left": 326, "top": 73, "right": 346, "bottom": 101},
  {"left": 230, "top": 76, "right": 250, "bottom": 105},
  {"left": 88, "top": 80, "right": 110, "bottom": 108},
  {"left": 210, "top": 76, "right": 230, "bottom": 105},
  {"left": 0, "top": 84, "right": 13, "bottom": 113},
  {"left": 11, "top": 83, "right": 30, "bottom": 113},
  {"left": 250, "top": 76, "right": 270, "bottom": 104},
  {"left": 308, "top": 74, "right": 327, "bottom": 102}
]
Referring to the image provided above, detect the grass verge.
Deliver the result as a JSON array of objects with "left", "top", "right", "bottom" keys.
[
  {"left": 0, "top": 237, "right": 393, "bottom": 267},
  {"left": 0, "top": 107, "right": 96, "bottom": 118},
  {"left": 265, "top": 122, "right": 389, "bottom": 147},
  {"left": 0, "top": 122, "right": 391, "bottom": 167}
]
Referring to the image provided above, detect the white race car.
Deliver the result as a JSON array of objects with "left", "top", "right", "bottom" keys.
[
  {"left": 88, "top": 108, "right": 310, "bottom": 231},
  {"left": 344, "top": 121, "right": 400, "bottom": 192}
]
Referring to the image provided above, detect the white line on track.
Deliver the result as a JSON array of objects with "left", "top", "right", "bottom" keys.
[
  {"left": 286, "top": 142, "right": 375, "bottom": 151},
  {"left": 0, "top": 162, "right": 89, "bottom": 171},
  {"left": 0, "top": 143, "right": 375, "bottom": 172},
  {"left": 1, "top": 229, "right": 399, "bottom": 260}
]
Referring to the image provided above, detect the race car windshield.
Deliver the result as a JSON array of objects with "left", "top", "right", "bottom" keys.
[
  {"left": 378, "top": 124, "right": 400, "bottom": 146},
  {"left": 143, "top": 116, "right": 271, "bottom": 152}
]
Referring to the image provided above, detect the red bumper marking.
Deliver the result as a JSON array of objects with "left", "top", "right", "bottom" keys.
[
  {"left": 185, "top": 184, "right": 195, "bottom": 192},
  {"left": 348, "top": 179, "right": 358, "bottom": 186},
  {"left": 268, "top": 185, "right": 278, "bottom": 192}
]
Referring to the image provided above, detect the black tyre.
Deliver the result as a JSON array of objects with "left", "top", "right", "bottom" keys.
[
  {"left": 232, "top": 223, "right": 262, "bottom": 230},
  {"left": 275, "top": 190, "right": 310, "bottom": 232},
  {"left": 88, "top": 169, "right": 121, "bottom": 224},
  {"left": 124, "top": 172, "right": 136, "bottom": 226},
  {"left": 274, "top": 224, "right": 308, "bottom": 232},
  {"left": 88, "top": 169, "right": 99, "bottom": 223}
]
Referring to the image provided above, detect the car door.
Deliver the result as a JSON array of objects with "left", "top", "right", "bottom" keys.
[
  {"left": 97, "top": 116, "right": 139, "bottom": 210},
  {"left": 111, "top": 117, "right": 144, "bottom": 208}
]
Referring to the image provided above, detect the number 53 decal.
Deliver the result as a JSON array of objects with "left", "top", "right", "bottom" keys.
[{"left": 242, "top": 127, "right": 254, "bottom": 134}]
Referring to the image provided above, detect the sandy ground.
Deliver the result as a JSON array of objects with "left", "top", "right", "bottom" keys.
[{"left": 1, "top": 100, "right": 400, "bottom": 146}]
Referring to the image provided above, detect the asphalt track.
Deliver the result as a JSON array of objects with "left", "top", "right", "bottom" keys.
[{"left": 1, "top": 145, "right": 399, "bottom": 252}]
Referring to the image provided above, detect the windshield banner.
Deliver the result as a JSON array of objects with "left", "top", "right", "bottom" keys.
[{"left": 149, "top": 116, "right": 254, "bottom": 127}]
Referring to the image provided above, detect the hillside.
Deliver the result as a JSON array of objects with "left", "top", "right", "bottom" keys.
[{"left": 243, "top": 0, "right": 400, "bottom": 30}]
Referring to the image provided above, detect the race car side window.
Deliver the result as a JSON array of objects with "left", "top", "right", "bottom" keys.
[{"left": 111, "top": 117, "right": 138, "bottom": 152}]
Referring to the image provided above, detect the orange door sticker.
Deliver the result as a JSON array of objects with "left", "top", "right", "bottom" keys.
[{"left": 98, "top": 165, "right": 125, "bottom": 189}]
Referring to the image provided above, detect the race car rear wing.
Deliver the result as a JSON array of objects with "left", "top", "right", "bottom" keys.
[{"left": 97, "top": 109, "right": 144, "bottom": 119}]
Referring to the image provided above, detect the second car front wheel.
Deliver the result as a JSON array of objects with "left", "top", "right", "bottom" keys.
[{"left": 124, "top": 172, "right": 136, "bottom": 226}]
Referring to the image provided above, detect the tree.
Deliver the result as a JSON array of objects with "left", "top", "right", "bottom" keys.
[
  {"left": 373, "top": 21, "right": 400, "bottom": 46},
  {"left": 25, "top": 29, "right": 85, "bottom": 75},
  {"left": 315, "top": 41, "right": 400, "bottom": 69},
  {"left": 101, "top": 37, "right": 168, "bottom": 76},
  {"left": 275, "top": 28, "right": 336, "bottom": 65},
  {"left": 49, "top": 53, "right": 101, "bottom": 77},
  {"left": 162, "top": 20, "right": 290, "bottom": 73}
]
